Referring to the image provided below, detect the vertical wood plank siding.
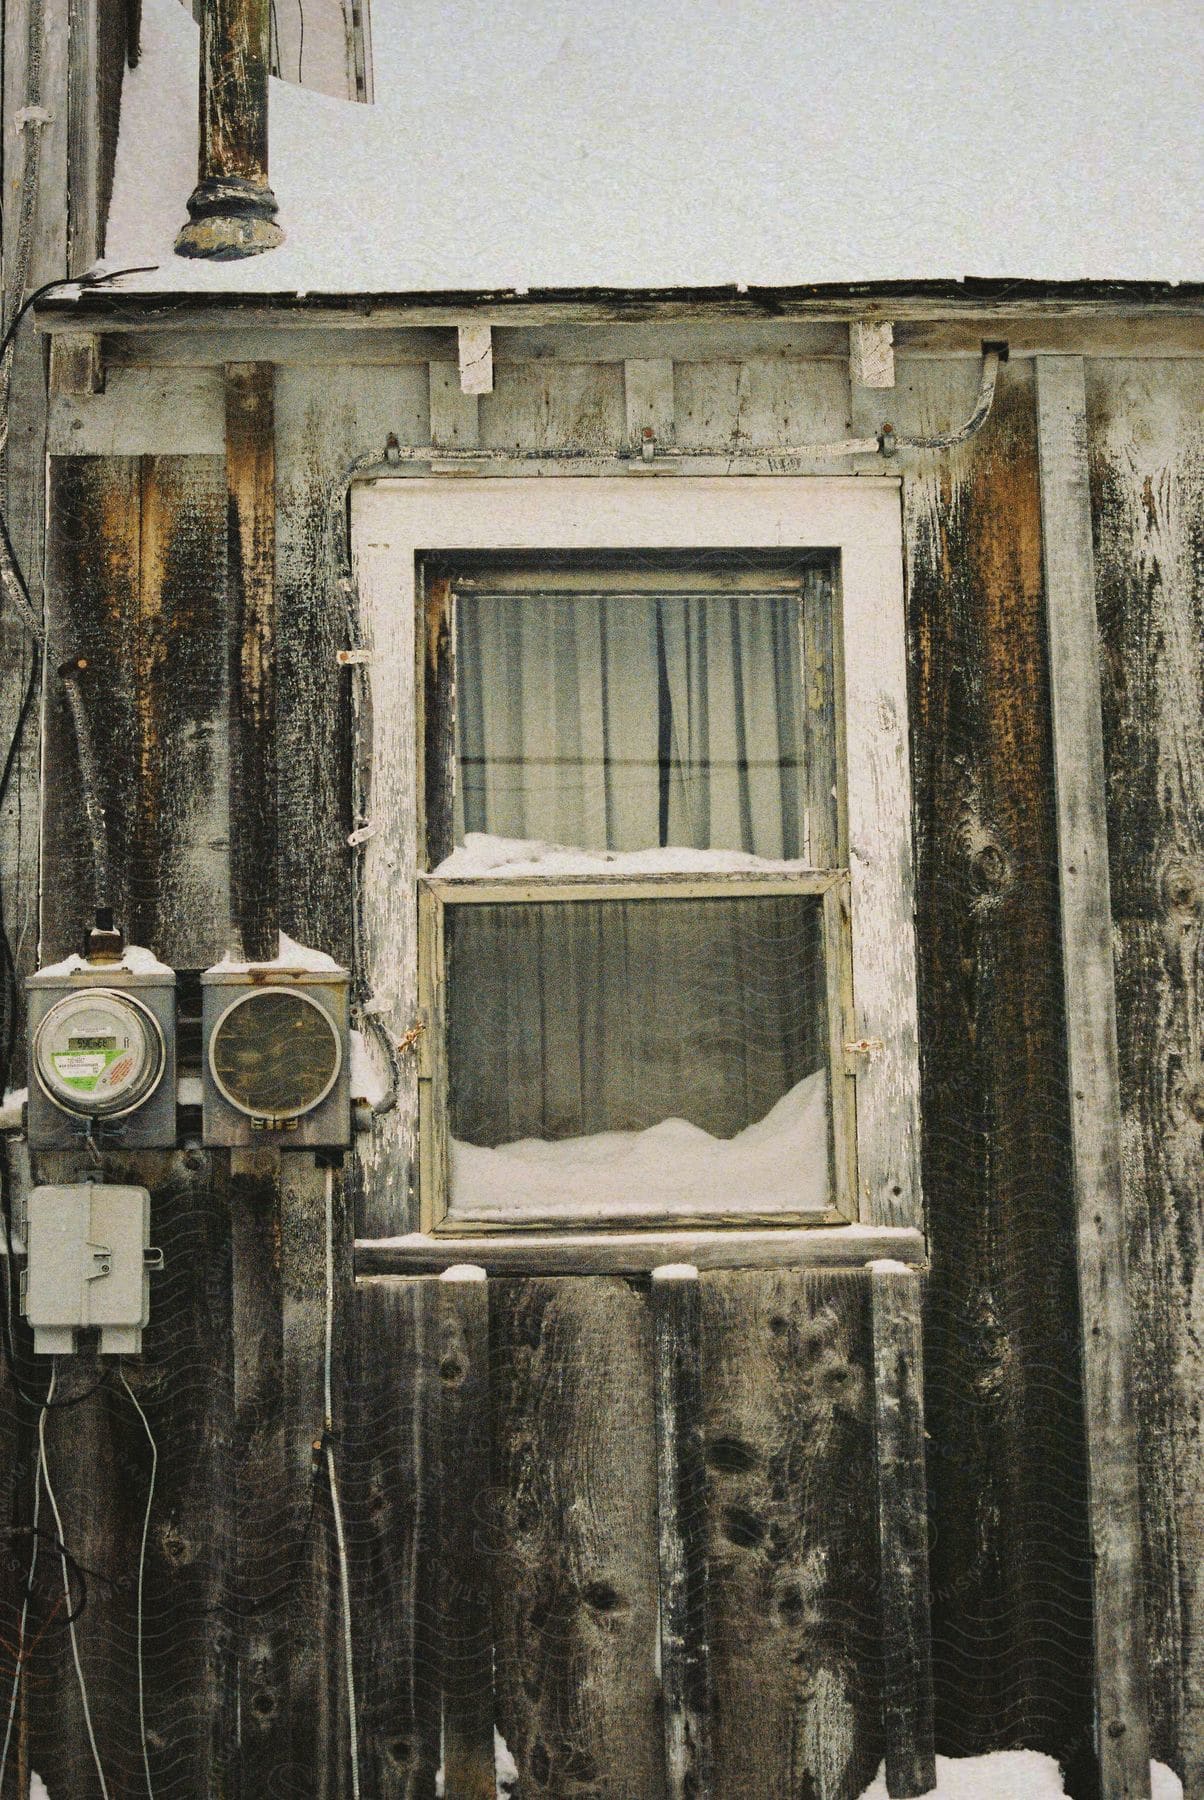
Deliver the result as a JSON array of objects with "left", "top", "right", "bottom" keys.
[
  {"left": 351, "top": 1277, "right": 442, "bottom": 1798},
  {"left": 700, "top": 1269, "right": 880, "bottom": 1799},
  {"left": 871, "top": 1267, "right": 936, "bottom": 1798},
  {"left": 1090, "top": 357, "right": 1204, "bottom": 1793},
  {"left": 230, "top": 1148, "right": 293, "bottom": 1787},
  {"left": 19, "top": 452, "right": 239, "bottom": 1798},
  {"left": 226, "top": 363, "right": 279, "bottom": 964},
  {"left": 652, "top": 1268, "right": 713, "bottom": 1800},
  {"left": 1036, "top": 353, "right": 1150, "bottom": 1797},
  {"left": 282, "top": 1157, "right": 358, "bottom": 1798},
  {"left": 41, "top": 454, "right": 229, "bottom": 964},
  {"left": 435, "top": 1273, "right": 496, "bottom": 1800},
  {"left": 275, "top": 366, "right": 428, "bottom": 973},
  {"left": 489, "top": 1276, "right": 663, "bottom": 1798},
  {"left": 902, "top": 360, "right": 1098, "bottom": 1784}
]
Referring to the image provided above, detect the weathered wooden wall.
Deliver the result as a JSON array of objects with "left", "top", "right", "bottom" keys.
[
  {"left": 1091, "top": 358, "right": 1204, "bottom": 1793},
  {"left": 1, "top": 0, "right": 133, "bottom": 1067},
  {"left": 902, "top": 360, "right": 1099, "bottom": 1786},
  {"left": 351, "top": 1268, "right": 883, "bottom": 1800},
  {"left": 2, "top": 324, "right": 1203, "bottom": 1797}
]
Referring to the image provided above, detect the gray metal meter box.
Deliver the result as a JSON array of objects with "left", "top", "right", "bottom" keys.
[
  {"left": 27, "top": 959, "right": 176, "bottom": 1150},
  {"left": 21, "top": 1184, "right": 161, "bottom": 1355},
  {"left": 201, "top": 959, "right": 351, "bottom": 1148}
]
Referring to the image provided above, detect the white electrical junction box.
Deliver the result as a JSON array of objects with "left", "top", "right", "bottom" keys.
[{"left": 20, "top": 1184, "right": 162, "bottom": 1355}]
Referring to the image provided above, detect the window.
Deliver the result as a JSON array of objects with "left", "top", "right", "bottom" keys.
[{"left": 351, "top": 478, "right": 920, "bottom": 1244}]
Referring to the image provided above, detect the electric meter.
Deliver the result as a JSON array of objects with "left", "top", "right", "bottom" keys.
[
  {"left": 210, "top": 988, "right": 342, "bottom": 1120},
  {"left": 202, "top": 958, "right": 350, "bottom": 1147},
  {"left": 33, "top": 990, "right": 165, "bottom": 1118},
  {"left": 27, "top": 947, "right": 177, "bottom": 1150}
]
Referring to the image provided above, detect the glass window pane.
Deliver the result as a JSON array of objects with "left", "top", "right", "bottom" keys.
[
  {"left": 447, "top": 558, "right": 836, "bottom": 862},
  {"left": 445, "top": 891, "right": 832, "bottom": 1220}
]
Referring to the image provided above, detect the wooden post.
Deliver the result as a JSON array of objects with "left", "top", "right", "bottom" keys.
[
  {"left": 1036, "top": 354, "right": 1152, "bottom": 1798},
  {"left": 225, "top": 362, "right": 278, "bottom": 964},
  {"left": 651, "top": 1264, "right": 713, "bottom": 1800},
  {"left": 436, "top": 1265, "right": 496, "bottom": 1800},
  {"left": 176, "top": 0, "right": 283, "bottom": 257},
  {"left": 230, "top": 1148, "right": 291, "bottom": 1784},
  {"left": 871, "top": 1263, "right": 936, "bottom": 1800}
]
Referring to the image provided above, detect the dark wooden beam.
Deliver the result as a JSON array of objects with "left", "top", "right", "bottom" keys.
[
  {"left": 176, "top": 0, "right": 282, "bottom": 258},
  {"left": 230, "top": 1148, "right": 292, "bottom": 1784},
  {"left": 871, "top": 1265, "right": 936, "bottom": 1798},
  {"left": 225, "top": 362, "right": 278, "bottom": 963},
  {"left": 651, "top": 1265, "right": 713, "bottom": 1799},
  {"left": 435, "top": 1267, "right": 496, "bottom": 1800}
]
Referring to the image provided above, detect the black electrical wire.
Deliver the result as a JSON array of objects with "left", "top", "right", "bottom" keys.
[{"left": 5, "top": 1524, "right": 120, "bottom": 1622}]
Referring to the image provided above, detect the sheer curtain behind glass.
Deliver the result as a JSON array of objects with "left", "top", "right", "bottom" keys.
[{"left": 454, "top": 588, "right": 810, "bottom": 858}]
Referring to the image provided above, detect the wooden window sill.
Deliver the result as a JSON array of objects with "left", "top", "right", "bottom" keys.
[{"left": 354, "top": 1222, "right": 926, "bottom": 1278}]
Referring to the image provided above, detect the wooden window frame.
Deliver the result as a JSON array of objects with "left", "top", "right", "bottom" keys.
[{"left": 351, "top": 475, "right": 921, "bottom": 1257}]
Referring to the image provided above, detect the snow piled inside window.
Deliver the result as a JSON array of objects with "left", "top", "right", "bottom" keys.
[{"left": 452, "top": 1066, "right": 829, "bottom": 1218}]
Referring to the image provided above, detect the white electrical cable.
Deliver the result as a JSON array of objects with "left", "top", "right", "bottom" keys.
[
  {"left": 0, "top": 1384, "right": 48, "bottom": 1792},
  {"left": 119, "top": 1370, "right": 158, "bottom": 1800},
  {"left": 324, "top": 1162, "right": 362, "bottom": 1799},
  {"left": 38, "top": 1371, "right": 112, "bottom": 1800}
]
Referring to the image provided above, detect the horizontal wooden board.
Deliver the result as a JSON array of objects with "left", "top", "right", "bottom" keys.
[
  {"left": 48, "top": 368, "right": 226, "bottom": 455},
  {"left": 356, "top": 1226, "right": 926, "bottom": 1276}
]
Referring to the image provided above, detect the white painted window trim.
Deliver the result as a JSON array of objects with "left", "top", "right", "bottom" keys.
[{"left": 351, "top": 476, "right": 921, "bottom": 1236}]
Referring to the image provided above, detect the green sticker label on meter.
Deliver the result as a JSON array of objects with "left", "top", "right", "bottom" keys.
[{"left": 52, "top": 1047, "right": 134, "bottom": 1093}]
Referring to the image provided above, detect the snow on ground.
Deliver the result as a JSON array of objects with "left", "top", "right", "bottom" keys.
[
  {"left": 452, "top": 1067, "right": 829, "bottom": 1217},
  {"left": 101, "top": 0, "right": 1204, "bottom": 295},
  {"left": 433, "top": 833, "right": 815, "bottom": 880},
  {"left": 857, "top": 1755, "right": 1184, "bottom": 1799}
]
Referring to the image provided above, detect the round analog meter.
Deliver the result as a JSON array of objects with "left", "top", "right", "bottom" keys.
[
  {"left": 209, "top": 987, "right": 342, "bottom": 1121},
  {"left": 33, "top": 989, "right": 166, "bottom": 1118}
]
